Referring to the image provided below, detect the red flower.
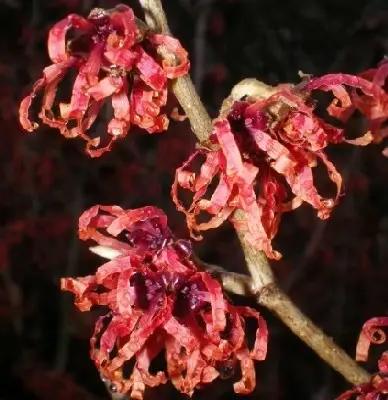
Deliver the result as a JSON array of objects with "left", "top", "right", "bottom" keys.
[
  {"left": 172, "top": 86, "right": 372, "bottom": 259},
  {"left": 19, "top": 5, "right": 190, "bottom": 157},
  {"left": 336, "top": 317, "right": 388, "bottom": 399},
  {"left": 61, "top": 205, "right": 268, "bottom": 398}
]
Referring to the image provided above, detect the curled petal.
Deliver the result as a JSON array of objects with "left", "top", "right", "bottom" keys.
[
  {"left": 305, "top": 71, "right": 388, "bottom": 145},
  {"left": 58, "top": 43, "right": 103, "bottom": 126},
  {"left": 107, "top": 5, "right": 137, "bottom": 49},
  {"left": 107, "top": 80, "right": 131, "bottom": 139},
  {"left": 164, "top": 316, "right": 199, "bottom": 352},
  {"left": 130, "top": 79, "right": 169, "bottom": 132},
  {"left": 135, "top": 46, "right": 167, "bottom": 91},
  {"left": 48, "top": 14, "right": 93, "bottom": 63},
  {"left": 95, "top": 256, "right": 134, "bottom": 285},
  {"left": 78, "top": 205, "right": 132, "bottom": 252},
  {"left": 233, "top": 349, "right": 256, "bottom": 394},
  {"left": 214, "top": 118, "right": 248, "bottom": 178},
  {"left": 135, "top": 334, "right": 168, "bottom": 387},
  {"left": 236, "top": 306, "right": 268, "bottom": 360},
  {"left": 110, "top": 296, "right": 174, "bottom": 371},
  {"left": 148, "top": 34, "right": 190, "bottom": 79},
  {"left": 88, "top": 76, "right": 124, "bottom": 102},
  {"left": 19, "top": 59, "right": 76, "bottom": 132},
  {"left": 199, "top": 272, "right": 226, "bottom": 336},
  {"left": 356, "top": 317, "right": 388, "bottom": 362},
  {"left": 305, "top": 74, "right": 385, "bottom": 98},
  {"left": 98, "top": 315, "right": 138, "bottom": 361},
  {"left": 60, "top": 275, "right": 98, "bottom": 311}
]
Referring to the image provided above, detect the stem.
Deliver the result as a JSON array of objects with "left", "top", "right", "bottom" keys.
[
  {"left": 172, "top": 78, "right": 212, "bottom": 142},
  {"left": 90, "top": 245, "right": 252, "bottom": 296},
  {"left": 258, "top": 284, "right": 370, "bottom": 386},
  {"left": 234, "top": 214, "right": 370, "bottom": 385},
  {"left": 139, "top": 0, "right": 212, "bottom": 143},
  {"left": 192, "top": 254, "right": 253, "bottom": 296},
  {"left": 138, "top": 0, "right": 371, "bottom": 387},
  {"left": 234, "top": 210, "right": 275, "bottom": 291}
]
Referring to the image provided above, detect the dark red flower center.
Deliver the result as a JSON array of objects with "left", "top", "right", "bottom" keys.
[
  {"left": 224, "top": 100, "right": 272, "bottom": 164},
  {"left": 118, "top": 217, "right": 172, "bottom": 254},
  {"left": 129, "top": 270, "right": 206, "bottom": 319},
  {"left": 88, "top": 9, "right": 115, "bottom": 43}
]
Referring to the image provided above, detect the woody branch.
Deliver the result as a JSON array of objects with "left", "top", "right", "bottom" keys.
[{"left": 138, "top": 0, "right": 370, "bottom": 387}]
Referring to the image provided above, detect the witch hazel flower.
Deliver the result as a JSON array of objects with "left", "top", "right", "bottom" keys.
[
  {"left": 19, "top": 4, "right": 189, "bottom": 157},
  {"left": 61, "top": 205, "right": 268, "bottom": 399},
  {"left": 172, "top": 81, "right": 373, "bottom": 259}
]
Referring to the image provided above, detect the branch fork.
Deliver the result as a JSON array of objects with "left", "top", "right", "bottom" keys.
[{"left": 112, "top": 0, "right": 372, "bottom": 390}]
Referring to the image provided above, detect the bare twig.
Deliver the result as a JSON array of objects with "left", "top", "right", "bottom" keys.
[
  {"left": 258, "top": 284, "right": 371, "bottom": 386},
  {"left": 89, "top": 245, "right": 252, "bottom": 296},
  {"left": 137, "top": 0, "right": 371, "bottom": 387}
]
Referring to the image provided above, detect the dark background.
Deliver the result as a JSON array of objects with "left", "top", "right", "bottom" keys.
[{"left": 1, "top": 0, "right": 388, "bottom": 398}]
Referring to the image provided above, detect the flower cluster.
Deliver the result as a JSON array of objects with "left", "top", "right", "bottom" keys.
[
  {"left": 337, "top": 317, "right": 388, "bottom": 399},
  {"left": 19, "top": 5, "right": 189, "bottom": 157},
  {"left": 172, "top": 83, "right": 372, "bottom": 259},
  {"left": 61, "top": 205, "right": 268, "bottom": 399}
]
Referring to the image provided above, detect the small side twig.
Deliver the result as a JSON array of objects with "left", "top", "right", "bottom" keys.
[
  {"left": 138, "top": 0, "right": 371, "bottom": 387},
  {"left": 89, "top": 245, "right": 252, "bottom": 296},
  {"left": 258, "top": 284, "right": 367, "bottom": 386}
]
